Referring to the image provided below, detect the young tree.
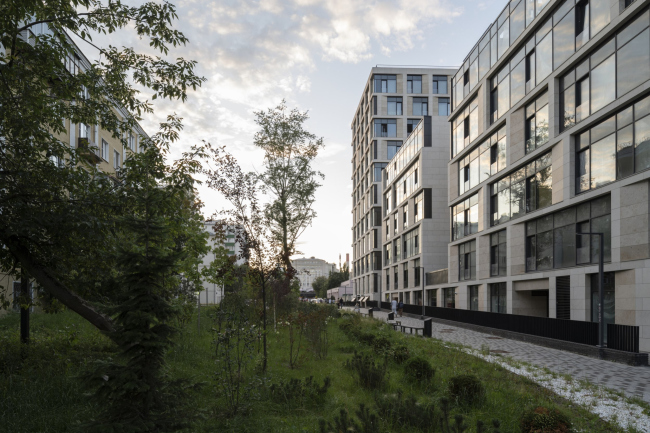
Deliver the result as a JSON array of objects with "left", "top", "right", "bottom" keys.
[
  {"left": 254, "top": 101, "right": 324, "bottom": 298},
  {"left": 312, "top": 276, "right": 328, "bottom": 299},
  {"left": 0, "top": 0, "right": 205, "bottom": 334}
]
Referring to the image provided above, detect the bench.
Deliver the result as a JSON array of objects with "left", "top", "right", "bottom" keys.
[{"left": 400, "top": 325, "right": 424, "bottom": 336}]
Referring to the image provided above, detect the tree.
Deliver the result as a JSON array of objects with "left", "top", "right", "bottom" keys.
[
  {"left": 312, "top": 276, "right": 328, "bottom": 298},
  {"left": 254, "top": 101, "right": 324, "bottom": 298},
  {"left": 0, "top": 0, "right": 205, "bottom": 334}
]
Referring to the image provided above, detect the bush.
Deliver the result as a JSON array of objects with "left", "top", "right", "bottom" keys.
[
  {"left": 448, "top": 374, "right": 485, "bottom": 406},
  {"left": 520, "top": 407, "right": 572, "bottom": 433},
  {"left": 344, "top": 352, "right": 387, "bottom": 390},
  {"left": 372, "top": 335, "right": 392, "bottom": 355},
  {"left": 270, "top": 376, "right": 331, "bottom": 408},
  {"left": 319, "top": 404, "right": 380, "bottom": 433},
  {"left": 391, "top": 344, "right": 410, "bottom": 364},
  {"left": 375, "top": 390, "right": 436, "bottom": 430},
  {"left": 403, "top": 356, "right": 435, "bottom": 382}
]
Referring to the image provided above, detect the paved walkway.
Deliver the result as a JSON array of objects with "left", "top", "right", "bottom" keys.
[{"left": 345, "top": 307, "right": 650, "bottom": 402}]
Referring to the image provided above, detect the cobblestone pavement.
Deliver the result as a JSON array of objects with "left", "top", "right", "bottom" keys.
[{"left": 344, "top": 307, "right": 650, "bottom": 402}]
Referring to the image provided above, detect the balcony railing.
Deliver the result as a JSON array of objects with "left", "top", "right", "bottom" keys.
[{"left": 77, "top": 137, "right": 102, "bottom": 164}]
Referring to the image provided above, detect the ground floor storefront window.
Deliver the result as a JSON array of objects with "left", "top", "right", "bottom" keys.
[
  {"left": 469, "top": 285, "right": 479, "bottom": 310},
  {"left": 489, "top": 282, "right": 506, "bottom": 313},
  {"left": 443, "top": 287, "right": 455, "bottom": 308}
]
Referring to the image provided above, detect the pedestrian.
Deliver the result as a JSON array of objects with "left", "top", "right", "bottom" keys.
[
  {"left": 398, "top": 300, "right": 404, "bottom": 317},
  {"left": 391, "top": 297, "right": 397, "bottom": 316},
  {"left": 354, "top": 301, "right": 360, "bottom": 313},
  {"left": 339, "top": 298, "right": 343, "bottom": 309}
]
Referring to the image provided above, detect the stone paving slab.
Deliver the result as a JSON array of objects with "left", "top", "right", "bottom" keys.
[{"left": 344, "top": 307, "right": 650, "bottom": 402}]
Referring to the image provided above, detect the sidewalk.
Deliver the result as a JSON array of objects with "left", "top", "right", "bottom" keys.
[{"left": 345, "top": 306, "right": 650, "bottom": 402}]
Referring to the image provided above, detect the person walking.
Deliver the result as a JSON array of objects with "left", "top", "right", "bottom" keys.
[
  {"left": 397, "top": 300, "right": 404, "bottom": 317},
  {"left": 391, "top": 297, "right": 397, "bottom": 316}
]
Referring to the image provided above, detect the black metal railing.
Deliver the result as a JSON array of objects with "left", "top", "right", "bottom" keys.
[{"left": 608, "top": 323, "right": 640, "bottom": 353}]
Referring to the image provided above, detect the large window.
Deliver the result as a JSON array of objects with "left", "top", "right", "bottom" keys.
[
  {"left": 402, "top": 227, "right": 420, "bottom": 259},
  {"left": 490, "top": 230, "right": 507, "bottom": 276},
  {"left": 443, "top": 288, "right": 455, "bottom": 308},
  {"left": 432, "top": 76, "right": 448, "bottom": 94},
  {"left": 403, "top": 263, "right": 409, "bottom": 288},
  {"left": 374, "top": 74, "right": 396, "bottom": 93},
  {"left": 414, "top": 191, "right": 423, "bottom": 223},
  {"left": 374, "top": 119, "right": 397, "bottom": 137},
  {"left": 526, "top": 195, "right": 611, "bottom": 272},
  {"left": 393, "top": 238, "right": 401, "bottom": 263},
  {"left": 373, "top": 163, "right": 387, "bottom": 182},
  {"left": 413, "top": 258, "right": 421, "bottom": 287},
  {"left": 387, "top": 97, "right": 403, "bottom": 115},
  {"left": 489, "top": 283, "right": 507, "bottom": 313},
  {"left": 438, "top": 97, "right": 450, "bottom": 116},
  {"left": 525, "top": 91, "right": 549, "bottom": 153},
  {"left": 491, "top": 152, "right": 552, "bottom": 226},
  {"left": 407, "top": 75, "right": 422, "bottom": 93},
  {"left": 576, "top": 94, "right": 650, "bottom": 193},
  {"left": 459, "top": 240, "right": 476, "bottom": 281},
  {"left": 452, "top": 98, "right": 478, "bottom": 156},
  {"left": 394, "top": 161, "right": 419, "bottom": 206},
  {"left": 469, "top": 286, "right": 479, "bottom": 311},
  {"left": 407, "top": 119, "right": 419, "bottom": 135},
  {"left": 458, "top": 126, "right": 507, "bottom": 195},
  {"left": 413, "top": 98, "right": 428, "bottom": 116},
  {"left": 387, "top": 141, "right": 402, "bottom": 159},
  {"left": 451, "top": 193, "right": 479, "bottom": 241},
  {"left": 384, "top": 244, "right": 391, "bottom": 266},
  {"left": 562, "top": 10, "right": 649, "bottom": 131}
]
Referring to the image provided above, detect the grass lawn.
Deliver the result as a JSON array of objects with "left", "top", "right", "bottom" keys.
[{"left": 0, "top": 308, "right": 626, "bottom": 432}]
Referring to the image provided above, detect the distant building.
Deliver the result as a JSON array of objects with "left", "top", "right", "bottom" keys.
[
  {"left": 327, "top": 280, "right": 354, "bottom": 301},
  {"left": 292, "top": 257, "right": 337, "bottom": 294},
  {"left": 198, "top": 221, "right": 245, "bottom": 305}
]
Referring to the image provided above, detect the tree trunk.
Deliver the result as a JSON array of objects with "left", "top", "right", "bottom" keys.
[
  {"left": 5, "top": 235, "right": 115, "bottom": 334},
  {"left": 20, "top": 268, "right": 29, "bottom": 344}
]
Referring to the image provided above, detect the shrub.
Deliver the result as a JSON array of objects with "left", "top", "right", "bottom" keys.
[
  {"left": 344, "top": 352, "right": 387, "bottom": 390},
  {"left": 520, "top": 407, "right": 572, "bottom": 433},
  {"left": 270, "top": 376, "right": 331, "bottom": 408},
  {"left": 391, "top": 344, "right": 411, "bottom": 364},
  {"left": 403, "top": 356, "right": 435, "bottom": 382},
  {"left": 372, "top": 335, "right": 392, "bottom": 355},
  {"left": 448, "top": 374, "right": 485, "bottom": 406},
  {"left": 319, "top": 404, "right": 380, "bottom": 433},
  {"left": 375, "top": 390, "right": 436, "bottom": 430}
]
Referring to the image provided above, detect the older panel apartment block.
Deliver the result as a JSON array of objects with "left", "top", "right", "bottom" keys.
[
  {"left": 419, "top": 0, "right": 650, "bottom": 352},
  {"left": 351, "top": 67, "right": 454, "bottom": 303}
]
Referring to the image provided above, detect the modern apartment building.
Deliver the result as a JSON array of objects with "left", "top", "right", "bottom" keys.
[
  {"left": 351, "top": 67, "right": 454, "bottom": 302},
  {"left": 292, "top": 257, "right": 337, "bottom": 293},
  {"left": 422, "top": 0, "right": 650, "bottom": 352}
]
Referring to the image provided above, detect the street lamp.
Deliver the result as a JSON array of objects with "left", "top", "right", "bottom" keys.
[
  {"left": 415, "top": 266, "right": 425, "bottom": 320},
  {"left": 576, "top": 231, "right": 605, "bottom": 356}
]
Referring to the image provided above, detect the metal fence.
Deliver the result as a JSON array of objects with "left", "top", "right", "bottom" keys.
[{"left": 367, "top": 301, "right": 640, "bottom": 353}]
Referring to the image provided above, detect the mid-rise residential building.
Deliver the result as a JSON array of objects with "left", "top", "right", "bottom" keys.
[
  {"left": 351, "top": 67, "right": 454, "bottom": 302},
  {"left": 422, "top": 0, "right": 650, "bottom": 352},
  {"left": 292, "top": 257, "right": 337, "bottom": 293},
  {"left": 198, "top": 221, "right": 245, "bottom": 305}
]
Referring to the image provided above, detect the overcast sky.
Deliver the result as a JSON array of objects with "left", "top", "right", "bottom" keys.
[{"left": 91, "top": 0, "right": 509, "bottom": 266}]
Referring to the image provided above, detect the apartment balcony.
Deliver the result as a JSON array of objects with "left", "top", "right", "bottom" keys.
[{"left": 77, "top": 137, "right": 102, "bottom": 164}]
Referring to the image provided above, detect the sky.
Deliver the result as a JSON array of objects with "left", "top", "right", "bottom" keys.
[{"left": 85, "top": 0, "right": 509, "bottom": 266}]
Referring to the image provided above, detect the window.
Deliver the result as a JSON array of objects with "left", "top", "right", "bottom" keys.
[
  {"left": 387, "top": 141, "right": 402, "bottom": 159},
  {"left": 387, "top": 97, "right": 403, "bottom": 115},
  {"left": 374, "top": 119, "right": 397, "bottom": 137},
  {"left": 403, "top": 263, "right": 409, "bottom": 288},
  {"left": 553, "top": 3, "right": 575, "bottom": 69},
  {"left": 374, "top": 74, "right": 397, "bottom": 93},
  {"left": 459, "top": 239, "right": 476, "bottom": 281},
  {"left": 489, "top": 283, "right": 507, "bottom": 313},
  {"left": 575, "top": 95, "right": 650, "bottom": 192},
  {"left": 575, "top": 0, "right": 590, "bottom": 49},
  {"left": 458, "top": 126, "right": 506, "bottom": 194},
  {"left": 384, "top": 244, "right": 391, "bottom": 266},
  {"left": 128, "top": 132, "right": 136, "bottom": 151},
  {"left": 452, "top": 98, "right": 478, "bottom": 156},
  {"left": 432, "top": 76, "right": 448, "bottom": 94},
  {"left": 526, "top": 195, "right": 611, "bottom": 272},
  {"left": 113, "top": 150, "right": 121, "bottom": 170},
  {"left": 407, "top": 75, "right": 422, "bottom": 93},
  {"left": 438, "top": 97, "right": 450, "bottom": 116},
  {"left": 407, "top": 119, "right": 419, "bottom": 135},
  {"left": 413, "top": 97, "right": 428, "bottom": 116},
  {"left": 443, "top": 288, "right": 455, "bottom": 308},
  {"left": 402, "top": 227, "right": 420, "bottom": 259},
  {"left": 373, "top": 163, "right": 387, "bottom": 182},
  {"left": 490, "top": 230, "right": 507, "bottom": 276},
  {"left": 102, "top": 139, "right": 110, "bottom": 161},
  {"left": 394, "top": 267, "right": 398, "bottom": 289},
  {"left": 414, "top": 191, "right": 423, "bottom": 222},
  {"left": 491, "top": 152, "right": 552, "bottom": 226},
  {"left": 385, "top": 270, "right": 390, "bottom": 291},
  {"left": 469, "top": 286, "right": 479, "bottom": 311},
  {"left": 402, "top": 205, "right": 408, "bottom": 229},
  {"left": 491, "top": 66, "right": 510, "bottom": 123},
  {"left": 393, "top": 212, "right": 398, "bottom": 234},
  {"left": 413, "top": 258, "right": 421, "bottom": 287},
  {"left": 394, "top": 160, "right": 419, "bottom": 206},
  {"left": 525, "top": 91, "right": 549, "bottom": 153},
  {"left": 451, "top": 193, "right": 479, "bottom": 241},
  {"left": 427, "top": 289, "right": 438, "bottom": 307}
]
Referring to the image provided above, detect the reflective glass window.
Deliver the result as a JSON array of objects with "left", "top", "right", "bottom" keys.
[
  {"left": 590, "top": 55, "right": 615, "bottom": 113},
  {"left": 498, "top": 18, "right": 510, "bottom": 59},
  {"left": 617, "top": 29, "right": 650, "bottom": 98},
  {"left": 553, "top": 8, "right": 575, "bottom": 69},
  {"left": 536, "top": 32, "right": 553, "bottom": 82},
  {"left": 590, "top": 0, "right": 611, "bottom": 37}
]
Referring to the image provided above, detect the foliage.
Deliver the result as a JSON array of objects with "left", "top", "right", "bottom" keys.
[
  {"left": 375, "top": 390, "right": 437, "bottom": 430},
  {"left": 269, "top": 376, "right": 331, "bottom": 408},
  {"left": 319, "top": 404, "right": 380, "bottom": 433},
  {"left": 303, "top": 305, "right": 330, "bottom": 360},
  {"left": 391, "top": 343, "right": 411, "bottom": 364},
  {"left": 312, "top": 276, "right": 329, "bottom": 298},
  {"left": 171, "top": 277, "right": 198, "bottom": 328},
  {"left": 372, "top": 335, "right": 392, "bottom": 355},
  {"left": 520, "top": 407, "right": 572, "bottom": 433},
  {"left": 448, "top": 374, "right": 486, "bottom": 406},
  {"left": 403, "top": 356, "right": 435, "bottom": 382},
  {"left": 213, "top": 293, "right": 262, "bottom": 417},
  {"left": 344, "top": 351, "right": 387, "bottom": 390}
]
